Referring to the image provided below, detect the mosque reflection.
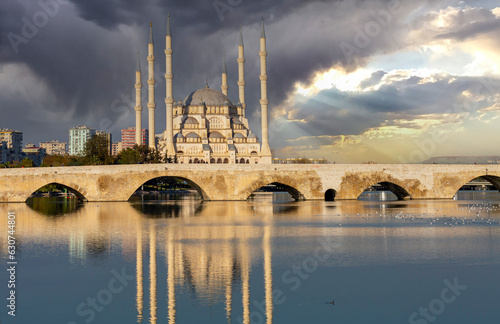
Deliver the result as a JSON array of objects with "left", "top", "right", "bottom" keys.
[{"left": 133, "top": 198, "right": 276, "bottom": 324}]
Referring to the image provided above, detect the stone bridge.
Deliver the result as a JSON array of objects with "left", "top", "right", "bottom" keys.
[{"left": 1, "top": 164, "right": 500, "bottom": 203}]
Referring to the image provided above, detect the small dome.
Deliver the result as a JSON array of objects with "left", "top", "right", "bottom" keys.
[
  {"left": 184, "top": 88, "right": 233, "bottom": 106},
  {"left": 184, "top": 117, "right": 199, "bottom": 124},
  {"left": 248, "top": 133, "right": 257, "bottom": 138},
  {"left": 233, "top": 133, "right": 245, "bottom": 138},
  {"left": 185, "top": 132, "right": 201, "bottom": 138},
  {"left": 174, "top": 133, "right": 184, "bottom": 138},
  {"left": 209, "top": 131, "right": 225, "bottom": 138}
]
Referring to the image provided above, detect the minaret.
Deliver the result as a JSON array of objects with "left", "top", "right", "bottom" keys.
[
  {"left": 147, "top": 22, "right": 156, "bottom": 150},
  {"left": 164, "top": 14, "right": 175, "bottom": 157},
  {"left": 221, "top": 55, "right": 228, "bottom": 96},
  {"left": 259, "top": 18, "right": 272, "bottom": 163},
  {"left": 237, "top": 25, "right": 246, "bottom": 112},
  {"left": 135, "top": 52, "right": 143, "bottom": 146}
]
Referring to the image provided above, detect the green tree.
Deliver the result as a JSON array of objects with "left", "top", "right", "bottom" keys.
[
  {"left": 42, "top": 154, "right": 82, "bottom": 167},
  {"left": 116, "top": 145, "right": 167, "bottom": 164},
  {"left": 163, "top": 155, "right": 178, "bottom": 164},
  {"left": 150, "top": 149, "right": 163, "bottom": 163},
  {"left": 82, "top": 134, "right": 114, "bottom": 165},
  {"left": 19, "top": 158, "right": 34, "bottom": 168},
  {"left": 116, "top": 148, "right": 141, "bottom": 164},
  {"left": 135, "top": 144, "right": 151, "bottom": 163}
]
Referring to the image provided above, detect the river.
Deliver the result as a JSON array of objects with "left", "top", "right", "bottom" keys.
[{"left": 0, "top": 191, "right": 499, "bottom": 324}]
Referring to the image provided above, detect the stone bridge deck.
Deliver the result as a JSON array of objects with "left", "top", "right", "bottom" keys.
[{"left": 1, "top": 164, "right": 500, "bottom": 202}]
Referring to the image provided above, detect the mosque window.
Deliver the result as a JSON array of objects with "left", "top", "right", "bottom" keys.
[
  {"left": 187, "top": 146, "right": 201, "bottom": 154},
  {"left": 212, "top": 144, "right": 227, "bottom": 154},
  {"left": 209, "top": 118, "right": 224, "bottom": 129}
]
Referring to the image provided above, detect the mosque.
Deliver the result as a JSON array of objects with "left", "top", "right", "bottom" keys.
[{"left": 133, "top": 15, "right": 272, "bottom": 164}]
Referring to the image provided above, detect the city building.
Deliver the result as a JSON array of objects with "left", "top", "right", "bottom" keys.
[
  {"left": 39, "top": 140, "right": 67, "bottom": 155},
  {"left": 96, "top": 130, "right": 112, "bottom": 154},
  {"left": 69, "top": 126, "right": 95, "bottom": 156},
  {"left": 0, "top": 128, "right": 23, "bottom": 162},
  {"left": 22, "top": 144, "right": 46, "bottom": 166},
  {"left": 121, "top": 127, "right": 148, "bottom": 150},
  {"left": 0, "top": 141, "right": 7, "bottom": 164},
  {"left": 135, "top": 17, "right": 272, "bottom": 164},
  {"left": 111, "top": 141, "right": 123, "bottom": 156}
]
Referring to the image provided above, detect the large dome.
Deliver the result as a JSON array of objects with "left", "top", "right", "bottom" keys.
[{"left": 184, "top": 87, "right": 232, "bottom": 106}]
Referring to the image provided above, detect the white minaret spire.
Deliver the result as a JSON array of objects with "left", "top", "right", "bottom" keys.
[
  {"left": 164, "top": 13, "right": 175, "bottom": 157},
  {"left": 221, "top": 54, "right": 228, "bottom": 96},
  {"left": 237, "top": 25, "right": 246, "bottom": 114},
  {"left": 147, "top": 22, "right": 156, "bottom": 150},
  {"left": 135, "top": 51, "right": 143, "bottom": 146},
  {"left": 259, "top": 18, "right": 272, "bottom": 162}
]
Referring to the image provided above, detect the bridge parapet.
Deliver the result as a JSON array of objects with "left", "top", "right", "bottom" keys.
[{"left": 1, "top": 164, "right": 499, "bottom": 202}]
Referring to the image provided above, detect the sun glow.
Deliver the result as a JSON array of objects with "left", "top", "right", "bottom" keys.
[{"left": 295, "top": 68, "right": 373, "bottom": 96}]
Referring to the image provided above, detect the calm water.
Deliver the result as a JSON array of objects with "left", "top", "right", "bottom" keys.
[{"left": 1, "top": 192, "right": 500, "bottom": 324}]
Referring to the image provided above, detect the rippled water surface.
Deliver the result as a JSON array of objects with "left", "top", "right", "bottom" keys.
[{"left": 1, "top": 192, "right": 499, "bottom": 324}]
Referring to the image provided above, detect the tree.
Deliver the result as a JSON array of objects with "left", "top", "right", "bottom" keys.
[
  {"left": 19, "top": 158, "right": 34, "bottom": 168},
  {"left": 150, "top": 149, "right": 163, "bottom": 163},
  {"left": 82, "top": 134, "right": 114, "bottom": 165},
  {"left": 135, "top": 144, "right": 151, "bottom": 163},
  {"left": 116, "top": 145, "right": 166, "bottom": 164},
  {"left": 42, "top": 154, "right": 81, "bottom": 167},
  {"left": 116, "top": 148, "right": 141, "bottom": 164},
  {"left": 164, "top": 155, "right": 178, "bottom": 164}
]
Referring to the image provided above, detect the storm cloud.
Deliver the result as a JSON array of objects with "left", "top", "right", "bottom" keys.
[{"left": 1, "top": 0, "right": 500, "bottom": 163}]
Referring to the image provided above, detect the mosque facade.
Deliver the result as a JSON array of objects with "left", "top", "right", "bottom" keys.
[{"left": 134, "top": 16, "right": 272, "bottom": 164}]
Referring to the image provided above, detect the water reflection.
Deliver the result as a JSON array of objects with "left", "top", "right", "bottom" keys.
[
  {"left": 1, "top": 193, "right": 499, "bottom": 324},
  {"left": 27, "top": 196, "right": 83, "bottom": 216}
]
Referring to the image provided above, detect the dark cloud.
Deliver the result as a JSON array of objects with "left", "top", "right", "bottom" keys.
[
  {"left": 0, "top": 0, "right": 498, "bottom": 150},
  {"left": 68, "top": 0, "right": 147, "bottom": 29},
  {"left": 359, "top": 70, "right": 386, "bottom": 89},
  {"left": 279, "top": 73, "right": 500, "bottom": 147}
]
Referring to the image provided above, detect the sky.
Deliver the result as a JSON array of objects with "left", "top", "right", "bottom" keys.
[{"left": 1, "top": 0, "right": 500, "bottom": 163}]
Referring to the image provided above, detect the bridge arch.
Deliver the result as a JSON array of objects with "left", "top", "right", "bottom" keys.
[
  {"left": 240, "top": 177, "right": 305, "bottom": 201},
  {"left": 125, "top": 175, "right": 211, "bottom": 201},
  {"left": 376, "top": 182, "right": 410, "bottom": 200},
  {"left": 451, "top": 175, "right": 500, "bottom": 197},
  {"left": 357, "top": 181, "right": 411, "bottom": 201},
  {"left": 27, "top": 182, "right": 88, "bottom": 202},
  {"left": 337, "top": 172, "right": 416, "bottom": 200},
  {"left": 325, "top": 189, "right": 336, "bottom": 201}
]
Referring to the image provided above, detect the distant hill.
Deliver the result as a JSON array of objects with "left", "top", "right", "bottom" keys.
[{"left": 422, "top": 156, "right": 500, "bottom": 164}]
